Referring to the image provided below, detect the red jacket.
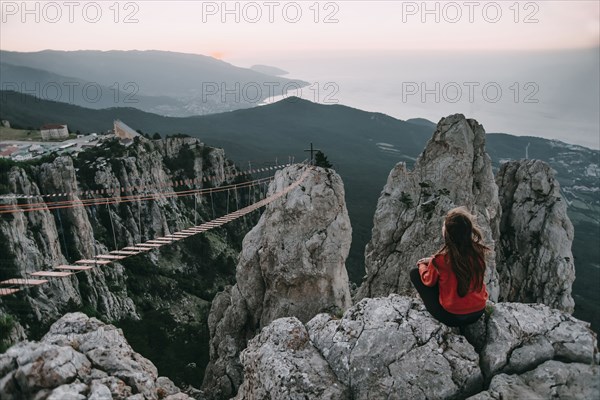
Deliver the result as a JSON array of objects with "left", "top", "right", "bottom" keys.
[{"left": 418, "top": 253, "right": 488, "bottom": 314}]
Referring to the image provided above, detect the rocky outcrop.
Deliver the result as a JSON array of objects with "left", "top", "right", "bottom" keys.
[
  {"left": 231, "top": 115, "right": 595, "bottom": 399},
  {"left": 1, "top": 164, "right": 70, "bottom": 298},
  {"left": 0, "top": 137, "right": 235, "bottom": 326},
  {"left": 307, "top": 295, "right": 483, "bottom": 399},
  {"left": 233, "top": 317, "right": 349, "bottom": 400},
  {"left": 495, "top": 160, "right": 575, "bottom": 312},
  {"left": 357, "top": 114, "right": 580, "bottom": 313},
  {"left": 462, "top": 302, "right": 597, "bottom": 379},
  {"left": 202, "top": 165, "right": 353, "bottom": 399},
  {"left": 38, "top": 156, "right": 97, "bottom": 259},
  {"left": 0, "top": 136, "right": 245, "bottom": 387},
  {"left": 357, "top": 114, "right": 501, "bottom": 301},
  {"left": 0, "top": 312, "right": 191, "bottom": 400},
  {"left": 467, "top": 360, "right": 599, "bottom": 400},
  {"left": 234, "top": 296, "right": 599, "bottom": 400}
]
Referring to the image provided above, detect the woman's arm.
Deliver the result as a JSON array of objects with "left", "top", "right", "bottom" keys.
[{"left": 417, "top": 257, "right": 439, "bottom": 287}]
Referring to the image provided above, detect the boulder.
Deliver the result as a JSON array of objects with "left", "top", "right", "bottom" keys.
[
  {"left": 234, "top": 317, "right": 349, "bottom": 400},
  {"left": 357, "top": 114, "right": 501, "bottom": 301},
  {"left": 233, "top": 297, "right": 599, "bottom": 399},
  {"left": 462, "top": 302, "right": 598, "bottom": 378},
  {"left": 467, "top": 360, "right": 599, "bottom": 400},
  {"left": 202, "top": 165, "right": 353, "bottom": 399},
  {"left": 496, "top": 159, "right": 575, "bottom": 312},
  {"left": 0, "top": 313, "right": 191, "bottom": 400},
  {"left": 307, "top": 295, "right": 483, "bottom": 400}
]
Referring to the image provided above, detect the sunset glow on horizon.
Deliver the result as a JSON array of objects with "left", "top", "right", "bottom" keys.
[{"left": 0, "top": 1, "right": 598, "bottom": 61}]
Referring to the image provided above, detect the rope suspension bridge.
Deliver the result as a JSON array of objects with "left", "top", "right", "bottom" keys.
[{"left": 0, "top": 162, "right": 311, "bottom": 298}]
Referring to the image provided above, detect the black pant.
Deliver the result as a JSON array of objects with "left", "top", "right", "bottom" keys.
[{"left": 409, "top": 268, "right": 484, "bottom": 327}]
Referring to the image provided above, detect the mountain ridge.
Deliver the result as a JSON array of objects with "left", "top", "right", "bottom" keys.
[
  {"left": 1, "top": 91, "right": 597, "bottom": 334},
  {"left": 0, "top": 50, "right": 309, "bottom": 116}
]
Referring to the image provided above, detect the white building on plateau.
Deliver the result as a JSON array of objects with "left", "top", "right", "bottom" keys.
[
  {"left": 40, "top": 124, "right": 69, "bottom": 140},
  {"left": 114, "top": 120, "right": 140, "bottom": 140}
]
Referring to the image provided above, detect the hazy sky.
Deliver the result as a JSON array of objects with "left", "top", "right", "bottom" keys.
[
  {"left": 1, "top": 1, "right": 599, "bottom": 148},
  {"left": 1, "top": 1, "right": 599, "bottom": 59}
]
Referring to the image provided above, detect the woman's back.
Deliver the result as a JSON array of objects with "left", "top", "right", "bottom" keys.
[
  {"left": 411, "top": 206, "right": 490, "bottom": 326},
  {"left": 429, "top": 253, "right": 488, "bottom": 314}
]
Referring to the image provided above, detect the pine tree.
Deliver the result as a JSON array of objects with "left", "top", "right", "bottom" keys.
[{"left": 314, "top": 151, "right": 332, "bottom": 168}]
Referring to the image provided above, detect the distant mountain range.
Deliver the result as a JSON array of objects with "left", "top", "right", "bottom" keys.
[
  {"left": 0, "top": 62, "right": 186, "bottom": 114},
  {"left": 0, "top": 50, "right": 308, "bottom": 116},
  {"left": 1, "top": 90, "right": 598, "bottom": 331}
]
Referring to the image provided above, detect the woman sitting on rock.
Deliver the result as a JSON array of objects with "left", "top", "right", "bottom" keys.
[{"left": 410, "top": 207, "right": 488, "bottom": 327}]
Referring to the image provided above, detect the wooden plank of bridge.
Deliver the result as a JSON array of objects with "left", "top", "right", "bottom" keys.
[
  {"left": 135, "top": 243, "right": 162, "bottom": 248},
  {"left": 122, "top": 247, "right": 152, "bottom": 252},
  {"left": 55, "top": 265, "right": 94, "bottom": 271},
  {"left": 96, "top": 254, "right": 127, "bottom": 260},
  {"left": 30, "top": 271, "right": 73, "bottom": 278},
  {"left": 190, "top": 227, "right": 210, "bottom": 232},
  {"left": 76, "top": 259, "right": 111, "bottom": 265},
  {"left": 0, "top": 288, "right": 20, "bottom": 296},
  {"left": 110, "top": 250, "right": 141, "bottom": 256},
  {"left": 0, "top": 278, "right": 48, "bottom": 286},
  {"left": 197, "top": 223, "right": 215, "bottom": 230},
  {"left": 161, "top": 235, "right": 183, "bottom": 240},
  {"left": 146, "top": 240, "right": 172, "bottom": 244}
]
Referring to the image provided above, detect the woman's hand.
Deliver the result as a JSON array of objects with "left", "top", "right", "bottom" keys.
[{"left": 417, "top": 257, "right": 432, "bottom": 265}]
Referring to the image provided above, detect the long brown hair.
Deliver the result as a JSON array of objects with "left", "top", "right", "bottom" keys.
[{"left": 436, "top": 207, "right": 489, "bottom": 297}]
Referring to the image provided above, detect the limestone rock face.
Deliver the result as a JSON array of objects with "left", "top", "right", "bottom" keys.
[
  {"left": 0, "top": 312, "right": 191, "bottom": 400},
  {"left": 202, "top": 165, "right": 353, "bottom": 399},
  {"left": 467, "top": 360, "right": 599, "bottom": 400},
  {"left": 0, "top": 137, "right": 241, "bottom": 370},
  {"left": 233, "top": 297, "right": 599, "bottom": 400},
  {"left": 38, "top": 157, "right": 96, "bottom": 260},
  {"left": 307, "top": 295, "right": 483, "bottom": 400},
  {"left": 495, "top": 160, "right": 575, "bottom": 312},
  {"left": 357, "top": 114, "right": 501, "bottom": 301},
  {"left": 233, "top": 317, "right": 349, "bottom": 400},
  {"left": 462, "top": 302, "right": 598, "bottom": 379},
  {"left": 0, "top": 157, "right": 137, "bottom": 328}
]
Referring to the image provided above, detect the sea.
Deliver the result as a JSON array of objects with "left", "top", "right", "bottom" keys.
[{"left": 232, "top": 48, "right": 600, "bottom": 149}]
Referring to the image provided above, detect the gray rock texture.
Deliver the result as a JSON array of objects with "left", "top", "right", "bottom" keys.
[
  {"left": 202, "top": 165, "right": 353, "bottom": 399},
  {"left": 496, "top": 159, "right": 576, "bottom": 312},
  {"left": 467, "top": 360, "right": 599, "bottom": 400},
  {"left": 233, "top": 317, "right": 349, "bottom": 400},
  {"left": 307, "top": 295, "right": 483, "bottom": 400},
  {"left": 0, "top": 312, "right": 191, "bottom": 400},
  {"left": 0, "top": 137, "right": 246, "bottom": 387},
  {"left": 234, "top": 297, "right": 599, "bottom": 400},
  {"left": 357, "top": 114, "right": 501, "bottom": 301},
  {"left": 462, "top": 302, "right": 598, "bottom": 379},
  {"left": 0, "top": 137, "right": 237, "bottom": 337},
  {"left": 357, "top": 114, "right": 580, "bottom": 314}
]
